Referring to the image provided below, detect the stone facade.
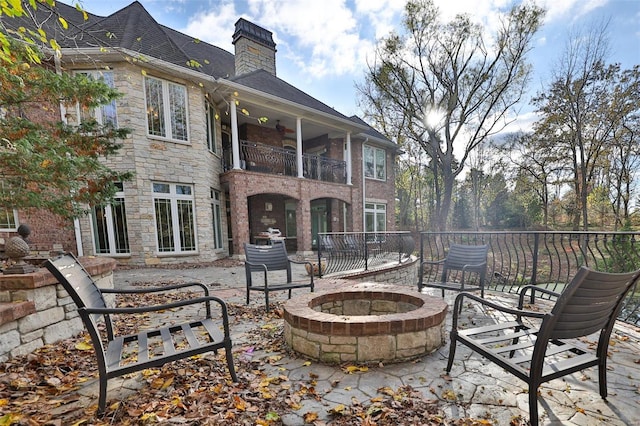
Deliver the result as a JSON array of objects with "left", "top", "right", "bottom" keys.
[
  {"left": 2, "top": 6, "right": 398, "bottom": 267},
  {"left": 0, "top": 257, "right": 116, "bottom": 362}
]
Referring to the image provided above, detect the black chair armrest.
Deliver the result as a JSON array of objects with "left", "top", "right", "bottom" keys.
[
  {"left": 421, "top": 258, "right": 446, "bottom": 266},
  {"left": 244, "top": 260, "right": 268, "bottom": 272},
  {"left": 101, "top": 281, "right": 209, "bottom": 296},
  {"left": 289, "top": 259, "right": 314, "bottom": 284},
  {"left": 517, "top": 285, "right": 561, "bottom": 309},
  {"left": 461, "top": 261, "right": 487, "bottom": 271},
  {"left": 451, "top": 291, "right": 547, "bottom": 329},
  {"left": 84, "top": 295, "right": 228, "bottom": 317}
]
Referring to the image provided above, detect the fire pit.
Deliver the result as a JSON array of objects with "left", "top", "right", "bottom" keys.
[{"left": 283, "top": 284, "right": 448, "bottom": 364}]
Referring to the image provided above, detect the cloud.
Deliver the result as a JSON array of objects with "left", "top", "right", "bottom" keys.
[{"left": 181, "top": 2, "right": 239, "bottom": 53}]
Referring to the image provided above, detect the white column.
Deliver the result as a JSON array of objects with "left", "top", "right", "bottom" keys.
[
  {"left": 346, "top": 131, "right": 352, "bottom": 185},
  {"left": 296, "top": 117, "right": 304, "bottom": 178},
  {"left": 230, "top": 100, "right": 241, "bottom": 170}
]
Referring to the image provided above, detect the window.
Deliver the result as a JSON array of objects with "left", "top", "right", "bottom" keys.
[
  {"left": 0, "top": 207, "right": 18, "bottom": 231},
  {"left": 75, "top": 70, "right": 117, "bottom": 127},
  {"left": 91, "top": 182, "right": 130, "bottom": 255},
  {"left": 153, "top": 182, "right": 196, "bottom": 253},
  {"left": 211, "top": 189, "right": 223, "bottom": 250},
  {"left": 145, "top": 76, "right": 188, "bottom": 142},
  {"left": 365, "top": 203, "right": 386, "bottom": 233},
  {"left": 205, "top": 101, "right": 217, "bottom": 153},
  {"left": 364, "top": 145, "right": 386, "bottom": 180}
]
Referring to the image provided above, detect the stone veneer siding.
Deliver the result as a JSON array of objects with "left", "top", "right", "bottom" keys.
[
  {"left": 0, "top": 257, "right": 115, "bottom": 362},
  {"left": 283, "top": 285, "right": 448, "bottom": 364},
  {"left": 73, "top": 63, "right": 227, "bottom": 266}
]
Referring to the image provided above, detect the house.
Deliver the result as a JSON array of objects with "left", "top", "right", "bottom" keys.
[{"left": 1, "top": 1, "right": 398, "bottom": 265}]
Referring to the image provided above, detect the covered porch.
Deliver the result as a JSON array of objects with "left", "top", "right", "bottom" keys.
[{"left": 220, "top": 170, "right": 356, "bottom": 256}]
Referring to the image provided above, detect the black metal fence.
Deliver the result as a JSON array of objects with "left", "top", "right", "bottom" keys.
[
  {"left": 317, "top": 232, "right": 415, "bottom": 276},
  {"left": 223, "top": 140, "right": 347, "bottom": 184},
  {"left": 420, "top": 231, "right": 640, "bottom": 326}
]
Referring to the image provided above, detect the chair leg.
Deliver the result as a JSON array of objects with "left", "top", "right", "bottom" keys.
[
  {"left": 246, "top": 289, "right": 250, "bottom": 305},
  {"left": 598, "top": 357, "right": 608, "bottom": 398},
  {"left": 288, "top": 289, "right": 292, "bottom": 299},
  {"left": 445, "top": 332, "right": 458, "bottom": 373},
  {"left": 225, "top": 344, "right": 238, "bottom": 382},
  {"left": 265, "top": 291, "right": 270, "bottom": 312},
  {"left": 529, "top": 386, "right": 539, "bottom": 426},
  {"left": 97, "top": 375, "right": 108, "bottom": 416}
]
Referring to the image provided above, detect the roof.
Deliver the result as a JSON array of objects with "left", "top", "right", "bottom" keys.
[
  {"left": 3, "top": 1, "right": 393, "bottom": 145},
  {"left": 229, "top": 70, "right": 353, "bottom": 122},
  {"left": 349, "top": 115, "right": 398, "bottom": 150}
]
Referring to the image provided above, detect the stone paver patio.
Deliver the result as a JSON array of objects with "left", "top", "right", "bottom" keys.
[{"left": 79, "top": 262, "right": 640, "bottom": 425}]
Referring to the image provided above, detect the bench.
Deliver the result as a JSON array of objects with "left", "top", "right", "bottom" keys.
[{"left": 45, "top": 253, "right": 237, "bottom": 415}]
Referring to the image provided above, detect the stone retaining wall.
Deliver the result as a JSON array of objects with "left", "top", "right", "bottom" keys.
[
  {"left": 337, "top": 256, "right": 418, "bottom": 287},
  {"left": 0, "top": 257, "right": 116, "bottom": 362}
]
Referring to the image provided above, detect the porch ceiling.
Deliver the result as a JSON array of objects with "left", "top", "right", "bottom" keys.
[{"left": 217, "top": 88, "right": 366, "bottom": 141}]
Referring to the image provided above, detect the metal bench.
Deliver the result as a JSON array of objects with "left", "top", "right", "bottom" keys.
[
  {"left": 244, "top": 241, "right": 314, "bottom": 312},
  {"left": 446, "top": 266, "right": 640, "bottom": 426},
  {"left": 45, "top": 253, "right": 238, "bottom": 415}
]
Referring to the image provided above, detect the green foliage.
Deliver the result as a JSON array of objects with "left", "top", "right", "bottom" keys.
[{"left": 0, "top": 41, "right": 133, "bottom": 220}]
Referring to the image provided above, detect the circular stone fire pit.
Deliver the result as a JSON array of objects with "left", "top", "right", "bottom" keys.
[{"left": 283, "top": 284, "right": 448, "bottom": 364}]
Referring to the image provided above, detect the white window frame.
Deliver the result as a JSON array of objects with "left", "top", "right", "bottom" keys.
[
  {"left": 91, "top": 183, "right": 130, "bottom": 255},
  {"left": 364, "top": 145, "right": 386, "bottom": 181},
  {"left": 152, "top": 182, "right": 197, "bottom": 254},
  {"left": 0, "top": 208, "right": 18, "bottom": 231},
  {"left": 144, "top": 76, "right": 189, "bottom": 142},
  {"left": 364, "top": 202, "right": 386, "bottom": 233},
  {"left": 210, "top": 188, "right": 223, "bottom": 250},
  {"left": 205, "top": 101, "right": 217, "bottom": 153},
  {"left": 73, "top": 70, "right": 118, "bottom": 127}
]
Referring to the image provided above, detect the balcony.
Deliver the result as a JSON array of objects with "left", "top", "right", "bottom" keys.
[{"left": 223, "top": 140, "right": 347, "bottom": 184}]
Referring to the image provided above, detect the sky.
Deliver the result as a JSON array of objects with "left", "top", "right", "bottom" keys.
[{"left": 61, "top": 0, "right": 640, "bottom": 133}]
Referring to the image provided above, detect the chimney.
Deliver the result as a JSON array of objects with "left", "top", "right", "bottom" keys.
[{"left": 232, "top": 18, "right": 276, "bottom": 76}]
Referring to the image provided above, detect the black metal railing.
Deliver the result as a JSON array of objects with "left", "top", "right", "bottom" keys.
[
  {"left": 223, "top": 140, "right": 347, "bottom": 184},
  {"left": 419, "top": 231, "right": 640, "bottom": 326},
  {"left": 317, "top": 232, "right": 415, "bottom": 276}
]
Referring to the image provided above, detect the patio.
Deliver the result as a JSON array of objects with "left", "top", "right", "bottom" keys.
[{"left": 1, "top": 261, "right": 638, "bottom": 425}]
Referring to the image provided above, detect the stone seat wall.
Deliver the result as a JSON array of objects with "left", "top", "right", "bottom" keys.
[{"left": 0, "top": 257, "right": 116, "bottom": 362}]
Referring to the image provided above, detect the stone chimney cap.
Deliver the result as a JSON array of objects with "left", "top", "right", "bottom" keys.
[{"left": 232, "top": 18, "right": 276, "bottom": 50}]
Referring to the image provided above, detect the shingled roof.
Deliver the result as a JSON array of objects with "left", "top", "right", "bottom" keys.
[{"left": 2, "top": 1, "right": 393, "bottom": 143}]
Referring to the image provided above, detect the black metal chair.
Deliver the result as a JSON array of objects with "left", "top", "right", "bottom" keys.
[
  {"left": 244, "top": 241, "right": 314, "bottom": 311},
  {"left": 44, "top": 253, "right": 238, "bottom": 415},
  {"left": 446, "top": 266, "right": 640, "bottom": 426},
  {"left": 418, "top": 243, "right": 489, "bottom": 297}
]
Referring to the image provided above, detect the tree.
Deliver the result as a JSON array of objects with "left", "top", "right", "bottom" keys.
[
  {"left": 0, "top": 40, "right": 132, "bottom": 221},
  {"left": 358, "top": 0, "right": 544, "bottom": 230},
  {"left": 532, "top": 22, "right": 640, "bottom": 231}
]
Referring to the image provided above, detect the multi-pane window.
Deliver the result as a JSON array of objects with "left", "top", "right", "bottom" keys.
[
  {"left": 91, "top": 182, "right": 130, "bottom": 255},
  {"left": 153, "top": 182, "right": 196, "bottom": 253},
  {"left": 364, "top": 145, "right": 386, "bottom": 180},
  {"left": 210, "top": 189, "right": 223, "bottom": 250},
  {"left": 0, "top": 207, "right": 18, "bottom": 231},
  {"left": 75, "top": 70, "right": 117, "bottom": 127},
  {"left": 145, "top": 76, "right": 188, "bottom": 142},
  {"left": 365, "top": 203, "right": 386, "bottom": 233},
  {"left": 205, "top": 101, "right": 217, "bottom": 153}
]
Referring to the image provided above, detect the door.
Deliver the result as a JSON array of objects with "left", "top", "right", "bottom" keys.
[{"left": 311, "top": 201, "right": 327, "bottom": 249}]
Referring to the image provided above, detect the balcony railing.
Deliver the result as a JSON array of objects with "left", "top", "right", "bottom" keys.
[
  {"left": 419, "top": 231, "right": 640, "bottom": 326},
  {"left": 317, "top": 232, "right": 415, "bottom": 276},
  {"left": 223, "top": 140, "right": 347, "bottom": 184}
]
